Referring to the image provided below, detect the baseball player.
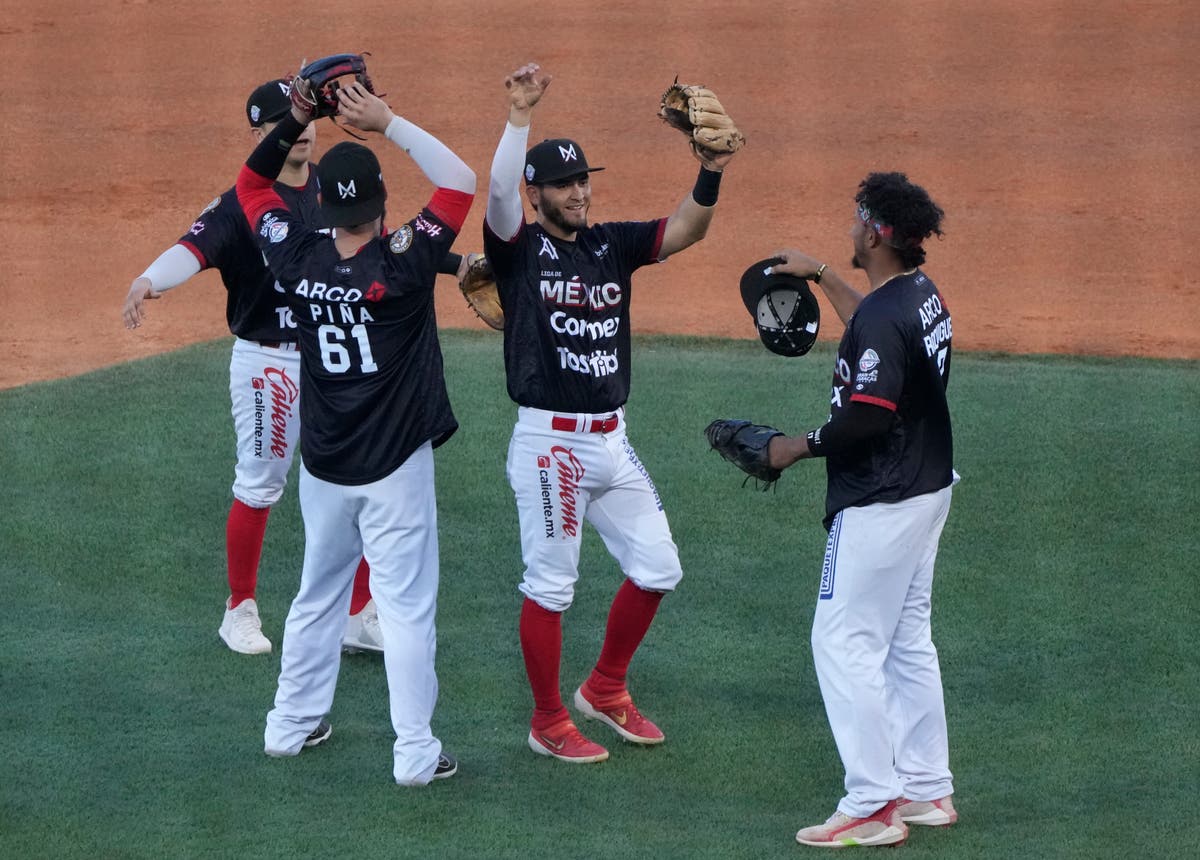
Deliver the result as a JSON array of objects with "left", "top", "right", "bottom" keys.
[
  {"left": 236, "top": 77, "right": 473, "bottom": 784},
  {"left": 483, "top": 63, "right": 739, "bottom": 763},
  {"left": 123, "top": 79, "right": 473, "bottom": 657},
  {"left": 761, "top": 173, "right": 956, "bottom": 848}
]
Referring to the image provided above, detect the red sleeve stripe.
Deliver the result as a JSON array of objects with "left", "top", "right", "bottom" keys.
[
  {"left": 850, "top": 393, "right": 897, "bottom": 411},
  {"left": 178, "top": 241, "right": 207, "bottom": 269},
  {"left": 427, "top": 189, "right": 475, "bottom": 233},
  {"left": 650, "top": 218, "right": 667, "bottom": 261},
  {"left": 235, "top": 164, "right": 283, "bottom": 229}
]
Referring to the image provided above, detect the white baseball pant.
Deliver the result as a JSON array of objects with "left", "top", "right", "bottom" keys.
[
  {"left": 506, "top": 407, "right": 683, "bottom": 612},
  {"left": 228, "top": 338, "right": 300, "bottom": 507},
  {"left": 264, "top": 442, "right": 443, "bottom": 785},
  {"left": 811, "top": 485, "right": 954, "bottom": 818}
]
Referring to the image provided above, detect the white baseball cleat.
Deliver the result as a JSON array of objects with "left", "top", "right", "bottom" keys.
[
  {"left": 795, "top": 801, "right": 908, "bottom": 848},
  {"left": 896, "top": 795, "right": 957, "bottom": 826},
  {"left": 343, "top": 599, "right": 383, "bottom": 653},
  {"left": 218, "top": 598, "right": 271, "bottom": 654}
]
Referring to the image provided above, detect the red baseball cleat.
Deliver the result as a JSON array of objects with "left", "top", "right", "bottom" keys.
[
  {"left": 573, "top": 681, "right": 665, "bottom": 745},
  {"left": 527, "top": 717, "right": 609, "bottom": 764}
]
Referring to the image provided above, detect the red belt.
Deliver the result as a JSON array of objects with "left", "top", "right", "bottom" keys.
[{"left": 551, "top": 414, "right": 619, "bottom": 434}]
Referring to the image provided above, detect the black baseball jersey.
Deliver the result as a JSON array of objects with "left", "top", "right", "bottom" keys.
[
  {"left": 823, "top": 269, "right": 954, "bottom": 527},
  {"left": 483, "top": 218, "right": 666, "bottom": 413},
  {"left": 239, "top": 181, "right": 464, "bottom": 486},
  {"left": 177, "top": 176, "right": 322, "bottom": 343}
]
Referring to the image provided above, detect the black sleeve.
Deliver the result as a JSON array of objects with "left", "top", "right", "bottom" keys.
[
  {"left": 805, "top": 400, "right": 894, "bottom": 458},
  {"left": 246, "top": 113, "right": 309, "bottom": 181},
  {"left": 438, "top": 252, "right": 464, "bottom": 276}
]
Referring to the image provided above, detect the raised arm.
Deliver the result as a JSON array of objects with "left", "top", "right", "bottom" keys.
[
  {"left": 769, "top": 251, "right": 865, "bottom": 325},
  {"left": 335, "top": 83, "right": 475, "bottom": 231},
  {"left": 658, "top": 147, "right": 736, "bottom": 259},
  {"left": 486, "top": 62, "right": 551, "bottom": 241},
  {"left": 337, "top": 84, "right": 475, "bottom": 196}
]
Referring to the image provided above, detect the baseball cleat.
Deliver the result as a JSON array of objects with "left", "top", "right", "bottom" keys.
[
  {"left": 795, "top": 801, "right": 908, "bottom": 848},
  {"left": 219, "top": 598, "right": 272, "bottom": 654},
  {"left": 574, "top": 682, "right": 664, "bottom": 744},
  {"left": 527, "top": 718, "right": 609, "bottom": 763},
  {"left": 343, "top": 599, "right": 384, "bottom": 653},
  {"left": 265, "top": 719, "right": 331, "bottom": 757},
  {"left": 431, "top": 752, "right": 458, "bottom": 781},
  {"left": 896, "top": 795, "right": 957, "bottom": 827}
]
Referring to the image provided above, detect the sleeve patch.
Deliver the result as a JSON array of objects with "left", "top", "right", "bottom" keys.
[{"left": 389, "top": 225, "right": 413, "bottom": 254}]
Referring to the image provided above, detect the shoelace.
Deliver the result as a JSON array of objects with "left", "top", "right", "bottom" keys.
[{"left": 233, "top": 606, "right": 262, "bottom": 637}]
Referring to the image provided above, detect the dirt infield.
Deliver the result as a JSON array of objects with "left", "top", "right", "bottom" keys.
[{"left": 2, "top": 0, "right": 1196, "bottom": 390}]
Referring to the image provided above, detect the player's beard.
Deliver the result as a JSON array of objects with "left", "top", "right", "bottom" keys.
[{"left": 542, "top": 198, "right": 588, "bottom": 235}]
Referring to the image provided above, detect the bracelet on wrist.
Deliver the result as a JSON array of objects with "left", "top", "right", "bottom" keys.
[{"left": 813, "top": 263, "right": 827, "bottom": 284}]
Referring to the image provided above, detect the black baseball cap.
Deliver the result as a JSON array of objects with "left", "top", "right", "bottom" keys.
[
  {"left": 315, "top": 142, "right": 387, "bottom": 227},
  {"left": 246, "top": 79, "right": 292, "bottom": 127},
  {"left": 739, "top": 257, "right": 821, "bottom": 357},
  {"left": 524, "top": 138, "right": 605, "bottom": 185}
]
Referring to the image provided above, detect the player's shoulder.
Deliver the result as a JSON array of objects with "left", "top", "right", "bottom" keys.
[{"left": 188, "top": 186, "right": 237, "bottom": 218}]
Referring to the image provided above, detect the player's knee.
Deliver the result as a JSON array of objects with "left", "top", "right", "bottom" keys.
[
  {"left": 623, "top": 539, "right": 682, "bottom": 592},
  {"left": 519, "top": 578, "right": 575, "bottom": 613},
  {"left": 233, "top": 485, "right": 284, "bottom": 508}
]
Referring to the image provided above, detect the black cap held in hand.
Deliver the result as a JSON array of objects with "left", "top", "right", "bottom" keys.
[{"left": 739, "top": 257, "right": 821, "bottom": 357}]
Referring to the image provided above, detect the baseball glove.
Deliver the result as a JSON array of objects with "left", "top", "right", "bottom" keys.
[
  {"left": 290, "top": 53, "right": 375, "bottom": 120},
  {"left": 659, "top": 79, "right": 746, "bottom": 156},
  {"left": 459, "top": 254, "right": 503, "bottom": 330},
  {"left": 705, "top": 419, "right": 784, "bottom": 488}
]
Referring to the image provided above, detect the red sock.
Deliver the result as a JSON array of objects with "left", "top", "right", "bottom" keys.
[
  {"left": 589, "top": 579, "right": 665, "bottom": 695},
  {"left": 226, "top": 500, "right": 270, "bottom": 608},
  {"left": 349, "top": 557, "right": 372, "bottom": 614},
  {"left": 520, "top": 598, "right": 568, "bottom": 728}
]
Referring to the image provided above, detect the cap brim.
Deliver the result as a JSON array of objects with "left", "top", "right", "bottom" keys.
[
  {"left": 740, "top": 256, "right": 810, "bottom": 315},
  {"left": 526, "top": 166, "right": 606, "bottom": 185},
  {"left": 320, "top": 195, "right": 386, "bottom": 228}
]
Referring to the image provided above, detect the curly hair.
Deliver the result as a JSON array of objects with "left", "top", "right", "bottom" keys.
[{"left": 855, "top": 172, "right": 944, "bottom": 269}]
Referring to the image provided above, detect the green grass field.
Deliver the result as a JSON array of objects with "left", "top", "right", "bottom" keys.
[{"left": 1, "top": 331, "right": 1196, "bottom": 859}]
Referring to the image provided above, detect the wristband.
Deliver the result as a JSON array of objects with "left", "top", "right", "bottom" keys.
[
  {"left": 814, "top": 263, "right": 827, "bottom": 284},
  {"left": 692, "top": 167, "right": 722, "bottom": 206},
  {"left": 806, "top": 428, "right": 823, "bottom": 457}
]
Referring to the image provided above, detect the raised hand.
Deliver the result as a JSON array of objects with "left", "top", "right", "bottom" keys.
[
  {"left": 337, "top": 82, "right": 394, "bottom": 134},
  {"left": 505, "top": 62, "right": 552, "bottom": 113}
]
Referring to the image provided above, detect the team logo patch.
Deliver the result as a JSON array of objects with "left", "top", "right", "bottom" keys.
[
  {"left": 201, "top": 196, "right": 220, "bottom": 215},
  {"left": 266, "top": 221, "right": 288, "bottom": 243},
  {"left": 365, "top": 281, "right": 387, "bottom": 302},
  {"left": 188, "top": 220, "right": 205, "bottom": 236},
  {"left": 525, "top": 164, "right": 536, "bottom": 182},
  {"left": 388, "top": 225, "right": 413, "bottom": 254},
  {"left": 858, "top": 348, "right": 880, "bottom": 372}
]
